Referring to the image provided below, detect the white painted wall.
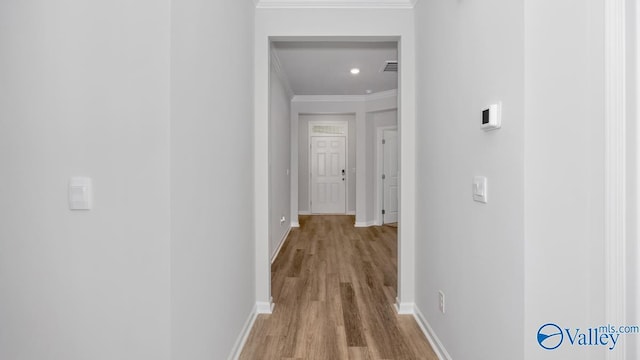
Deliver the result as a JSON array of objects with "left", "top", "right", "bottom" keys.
[
  {"left": 524, "top": 1, "right": 606, "bottom": 359},
  {"left": 171, "top": 0, "right": 256, "bottom": 358},
  {"left": 0, "top": 1, "right": 171, "bottom": 359},
  {"left": 270, "top": 62, "right": 293, "bottom": 259},
  {"left": 416, "top": 0, "right": 610, "bottom": 359},
  {"left": 297, "top": 113, "right": 356, "bottom": 214},
  {"left": 414, "top": 0, "right": 525, "bottom": 359}
]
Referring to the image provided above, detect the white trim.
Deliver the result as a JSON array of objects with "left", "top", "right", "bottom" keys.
[
  {"left": 605, "top": 1, "right": 628, "bottom": 360},
  {"left": 271, "top": 226, "right": 292, "bottom": 263},
  {"left": 227, "top": 304, "right": 258, "bottom": 360},
  {"left": 635, "top": 3, "right": 640, "bottom": 356},
  {"left": 291, "top": 221, "right": 300, "bottom": 227},
  {"left": 412, "top": 304, "right": 453, "bottom": 360},
  {"left": 395, "top": 300, "right": 413, "bottom": 314},
  {"left": 294, "top": 94, "right": 366, "bottom": 103},
  {"left": 270, "top": 49, "right": 295, "bottom": 99},
  {"left": 367, "top": 89, "right": 398, "bottom": 101},
  {"left": 292, "top": 89, "right": 397, "bottom": 104},
  {"left": 354, "top": 220, "right": 377, "bottom": 227},
  {"left": 298, "top": 210, "right": 311, "bottom": 215},
  {"left": 256, "top": 0, "right": 416, "bottom": 9},
  {"left": 256, "top": 300, "right": 274, "bottom": 314},
  {"left": 346, "top": 210, "right": 356, "bottom": 215}
]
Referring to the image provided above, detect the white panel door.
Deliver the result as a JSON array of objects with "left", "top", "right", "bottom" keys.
[
  {"left": 311, "top": 136, "right": 346, "bottom": 214},
  {"left": 382, "top": 130, "right": 398, "bottom": 223}
]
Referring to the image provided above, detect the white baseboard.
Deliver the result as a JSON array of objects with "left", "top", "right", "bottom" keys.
[
  {"left": 227, "top": 303, "right": 258, "bottom": 360},
  {"left": 396, "top": 301, "right": 414, "bottom": 314},
  {"left": 271, "top": 226, "right": 291, "bottom": 264},
  {"left": 256, "top": 300, "right": 274, "bottom": 314},
  {"left": 354, "top": 220, "right": 377, "bottom": 227},
  {"left": 347, "top": 210, "right": 356, "bottom": 215},
  {"left": 298, "top": 210, "right": 311, "bottom": 215},
  {"left": 412, "top": 304, "right": 452, "bottom": 360},
  {"left": 291, "top": 221, "right": 300, "bottom": 227}
]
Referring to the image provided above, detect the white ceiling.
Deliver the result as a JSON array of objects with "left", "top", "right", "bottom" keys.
[{"left": 272, "top": 41, "right": 398, "bottom": 96}]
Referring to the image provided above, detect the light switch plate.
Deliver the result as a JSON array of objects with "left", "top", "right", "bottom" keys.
[
  {"left": 481, "top": 103, "right": 501, "bottom": 130},
  {"left": 473, "top": 176, "right": 488, "bottom": 203},
  {"left": 69, "top": 177, "right": 92, "bottom": 210}
]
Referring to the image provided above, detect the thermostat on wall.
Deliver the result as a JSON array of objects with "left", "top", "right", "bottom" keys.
[{"left": 481, "top": 103, "right": 501, "bottom": 131}]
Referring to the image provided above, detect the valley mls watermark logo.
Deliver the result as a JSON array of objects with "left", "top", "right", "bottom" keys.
[
  {"left": 537, "top": 323, "right": 563, "bottom": 350},
  {"left": 537, "top": 323, "right": 639, "bottom": 351}
]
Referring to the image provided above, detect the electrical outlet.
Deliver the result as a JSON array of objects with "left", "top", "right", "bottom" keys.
[
  {"left": 280, "top": 216, "right": 286, "bottom": 225},
  {"left": 439, "top": 290, "right": 445, "bottom": 314}
]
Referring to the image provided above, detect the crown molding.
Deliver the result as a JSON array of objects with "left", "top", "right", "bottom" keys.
[
  {"left": 255, "top": 0, "right": 417, "bottom": 9},
  {"left": 292, "top": 94, "right": 366, "bottom": 103},
  {"left": 270, "top": 48, "right": 295, "bottom": 99},
  {"left": 292, "top": 89, "right": 396, "bottom": 103},
  {"left": 366, "top": 89, "right": 397, "bottom": 101}
]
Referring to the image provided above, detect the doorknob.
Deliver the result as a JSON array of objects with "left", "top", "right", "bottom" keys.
[{"left": 341, "top": 169, "right": 345, "bottom": 175}]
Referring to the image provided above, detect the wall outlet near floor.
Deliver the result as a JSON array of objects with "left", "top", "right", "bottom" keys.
[{"left": 439, "top": 290, "right": 445, "bottom": 314}]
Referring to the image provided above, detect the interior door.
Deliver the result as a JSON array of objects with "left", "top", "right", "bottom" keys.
[
  {"left": 310, "top": 136, "right": 346, "bottom": 214},
  {"left": 382, "top": 129, "right": 398, "bottom": 223}
]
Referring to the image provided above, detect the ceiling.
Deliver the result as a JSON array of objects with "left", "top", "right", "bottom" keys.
[{"left": 272, "top": 41, "right": 398, "bottom": 96}]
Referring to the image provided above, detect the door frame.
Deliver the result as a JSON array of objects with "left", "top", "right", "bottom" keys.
[
  {"left": 628, "top": 0, "right": 639, "bottom": 356},
  {"left": 308, "top": 119, "right": 349, "bottom": 214},
  {"left": 605, "top": 0, "right": 633, "bottom": 358},
  {"left": 376, "top": 126, "right": 398, "bottom": 226},
  {"left": 255, "top": 13, "right": 417, "bottom": 314}
]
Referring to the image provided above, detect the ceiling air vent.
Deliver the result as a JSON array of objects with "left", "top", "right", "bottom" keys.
[{"left": 382, "top": 60, "right": 398, "bottom": 72}]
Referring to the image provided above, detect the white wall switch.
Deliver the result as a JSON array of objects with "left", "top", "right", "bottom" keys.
[
  {"left": 472, "top": 176, "right": 488, "bottom": 203},
  {"left": 69, "top": 177, "right": 92, "bottom": 210},
  {"left": 481, "top": 103, "right": 501, "bottom": 130},
  {"left": 439, "top": 290, "right": 446, "bottom": 314}
]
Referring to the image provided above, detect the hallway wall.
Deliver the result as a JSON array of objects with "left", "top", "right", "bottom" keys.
[
  {"left": 270, "top": 61, "right": 293, "bottom": 259},
  {"left": 170, "top": 0, "right": 256, "bottom": 358},
  {"left": 414, "top": 0, "right": 525, "bottom": 359},
  {"left": 0, "top": 1, "right": 171, "bottom": 359},
  {"left": 415, "top": 0, "right": 607, "bottom": 359},
  {"left": 523, "top": 1, "right": 605, "bottom": 359}
]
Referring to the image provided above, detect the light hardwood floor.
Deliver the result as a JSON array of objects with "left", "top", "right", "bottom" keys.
[{"left": 240, "top": 215, "right": 438, "bottom": 360}]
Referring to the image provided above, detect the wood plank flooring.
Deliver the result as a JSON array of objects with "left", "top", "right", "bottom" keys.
[{"left": 240, "top": 215, "right": 438, "bottom": 360}]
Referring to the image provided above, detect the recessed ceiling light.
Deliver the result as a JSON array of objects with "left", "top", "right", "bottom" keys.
[
  {"left": 350, "top": 68, "right": 360, "bottom": 75},
  {"left": 366, "top": 89, "right": 372, "bottom": 94}
]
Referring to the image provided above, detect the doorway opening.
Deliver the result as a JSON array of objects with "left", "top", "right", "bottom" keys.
[
  {"left": 376, "top": 125, "right": 399, "bottom": 225},
  {"left": 255, "top": 31, "right": 416, "bottom": 315},
  {"left": 267, "top": 39, "right": 401, "bottom": 308},
  {"left": 307, "top": 118, "right": 350, "bottom": 214}
]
